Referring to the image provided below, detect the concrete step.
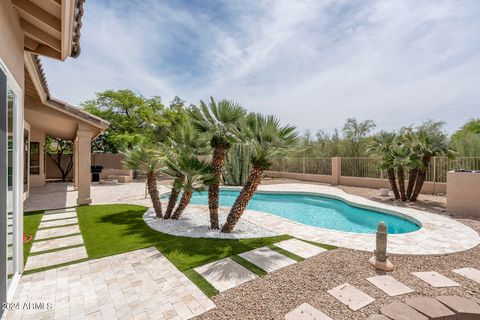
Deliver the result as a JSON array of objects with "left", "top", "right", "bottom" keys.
[
  {"left": 107, "top": 175, "right": 132, "bottom": 183},
  {"left": 100, "top": 179, "right": 118, "bottom": 185}
]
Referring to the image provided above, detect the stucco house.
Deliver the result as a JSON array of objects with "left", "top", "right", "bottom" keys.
[{"left": 0, "top": 0, "right": 108, "bottom": 314}]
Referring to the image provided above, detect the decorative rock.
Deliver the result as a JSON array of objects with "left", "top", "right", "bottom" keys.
[
  {"left": 436, "top": 295, "right": 480, "bottom": 318},
  {"left": 411, "top": 271, "right": 460, "bottom": 288},
  {"left": 453, "top": 267, "right": 480, "bottom": 284},
  {"left": 405, "top": 297, "right": 456, "bottom": 319},
  {"left": 380, "top": 302, "right": 428, "bottom": 320},
  {"left": 369, "top": 222, "right": 394, "bottom": 271},
  {"left": 284, "top": 303, "right": 333, "bottom": 320},
  {"left": 327, "top": 283, "right": 375, "bottom": 311},
  {"left": 366, "top": 275, "right": 413, "bottom": 296}
]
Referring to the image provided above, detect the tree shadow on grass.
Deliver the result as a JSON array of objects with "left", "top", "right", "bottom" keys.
[{"left": 81, "top": 204, "right": 289, "bottom": 270}]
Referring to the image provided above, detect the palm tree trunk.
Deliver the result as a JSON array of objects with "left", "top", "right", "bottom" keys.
[
  {"left": 397, "top": 166, "right": 406, "bottom": 201},
  {"left": 209, "top": 147, "right": 227, "bottom": 229},
  {"left": 221, "top": 168, "right": 263, "bottom": 233},
  {"left": 164, "top": 178, "right": 182, "bottom": 219},
  {"left": 406, "top": 168, "right": 418, "bottom": 200},
  {"left": 171, "top": 190, "right": 192, "bottom": 220},
  {"left": 387, "top": 168, "right": 400, "bottom": 200},
  {"left": 147, "top": 173, "right": 163, "bottom": 218},
  {"left": 410, "top": 155, "right": 431, "bottom": 202}
]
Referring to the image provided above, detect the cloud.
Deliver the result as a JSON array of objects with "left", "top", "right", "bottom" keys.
[{"left": 42, "top": 0, "right": 480, "bottom": 133}]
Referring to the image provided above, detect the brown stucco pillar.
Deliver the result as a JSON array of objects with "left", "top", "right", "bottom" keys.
[
  {"left": 76, "top": 125, "right": 91, "bottom": 205},
  {"left": 331, "top": 157, "right": 341, "bottom": 186}
]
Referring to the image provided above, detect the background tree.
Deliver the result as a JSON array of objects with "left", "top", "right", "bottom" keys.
[
  {"left": 450, "top": 119, "right": 480, "bottom": 156},
  {"left": 342, "top": 118, "right": 376, "bottom": 157},
  {"left": 45, "top": 137, "right": 73, "bottom": 182},
  {"left": 83, "top": 90, "right": 189, "bottom": 153},
  {"left": 189, "top": 98, "right": 247, "bottom": 229},
  {"left": 221, "top": 114, "right": 299, "bottom": 233}
]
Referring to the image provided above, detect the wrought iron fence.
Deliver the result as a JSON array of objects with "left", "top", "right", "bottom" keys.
[{"left": 269, "top": 157, "right": 480, "bottom": 183}]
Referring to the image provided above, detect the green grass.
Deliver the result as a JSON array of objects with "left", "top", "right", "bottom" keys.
[
  {"left": 301, "top": 239, "right": 337, "bottom": 250},
  {"left": 23, "top": 210, "right": 44, "bottom": 264},
  {"left": 76, "top": 204, "right": 293, "bottom": 296},
  {"left": 184, "top": 269, "right": 219, "bottom": 297}
]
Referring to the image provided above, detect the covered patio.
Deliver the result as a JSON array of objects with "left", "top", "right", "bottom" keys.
[{"left": 23, "top": 55, "right": 109, "bottom": 205}]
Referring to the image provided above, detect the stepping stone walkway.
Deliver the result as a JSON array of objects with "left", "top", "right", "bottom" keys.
[
  {"left": 405, "top": 297, "right": 455, "bottom": 319},
  {"left": 194, "top": 258, "right": 257, "bottom": 292},
  {"left": 411, "top": 271, "right": 461, "bottom": 288},
  {"left": 274, "top": 238, "right": 327, "bottom": 259},
  {"left": 239, "top": 247, "right": 296, "bottom": 272},
  {"left": 25, "top": 208, "right": 88, "bottom": 271},
  {"left": 367, "top": 275, "right": 413, "bottom": 297},
  {"left": 285, "top": 303, "right": 333, "bottom": 320},
  {"left": 370, "top": 296, "right": 480, "bottom": 319},
  {"left": 454, "top": 267, "right": 480, "bottom": 284},
  {"left": 327, "top": 283, "right": 375, "bottom": 311}
]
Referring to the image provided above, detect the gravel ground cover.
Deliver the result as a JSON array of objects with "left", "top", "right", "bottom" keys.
[{"left": 195, "top": 181, "right": 480, "bottom": 320}]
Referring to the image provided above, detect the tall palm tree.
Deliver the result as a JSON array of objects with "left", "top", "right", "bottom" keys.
[
  {"left": 221, "top": 114, "right": 299, "bottom": 233},
  {"left": 410, "top": 127, "right": 455, "bottom": 201},
  {"left": 122, "top": 145, "right": 165, "bottom": 217},
  {"left": 163, "top": 124, "right": 210, "bottom": 219},
  {"left": 163, "top": 155, "right": 214, "bottom": 220},
  {"left": 367, "top": 131, "right": 400, "bottom": 200},
  {"left": 189, "top": 98, "right": 247, "bottom": 229}
]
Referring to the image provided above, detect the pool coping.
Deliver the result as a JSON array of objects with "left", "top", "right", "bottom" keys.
[{"left": 234, "top": 184, "right": 479, "bottom": 255}]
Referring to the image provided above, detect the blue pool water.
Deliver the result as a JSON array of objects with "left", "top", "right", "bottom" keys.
[{"left": 181, "top": 190, "right": 420, "bottom": 234}]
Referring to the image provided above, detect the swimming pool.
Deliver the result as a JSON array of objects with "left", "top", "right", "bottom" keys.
[{"left": 181, "top": 190, "right": 420, "bottom": 234}]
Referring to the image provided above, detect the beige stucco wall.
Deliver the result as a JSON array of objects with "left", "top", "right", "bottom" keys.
[
  {"left": 29, "top": 127, "right": 46, "bottom": 188},
  {"left": 0, "top": 0, "right": 24, "bottom": 89},
  {"left": 92, "top": 153, "right": 125, "bottom": 169},
  {"left": 447, "top": 171, "right": 480, "bottom": 217},
  {"left": 264, "top": 171, "right": 446, "bottom": 194}
]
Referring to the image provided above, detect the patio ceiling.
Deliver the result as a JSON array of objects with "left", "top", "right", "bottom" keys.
[{"left": 12, "top": 0, "right": 84, "bottom": 61}]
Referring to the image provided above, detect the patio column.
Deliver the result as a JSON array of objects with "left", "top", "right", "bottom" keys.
[
  {"left": 73, "top": 139, "right": 79, "bottom": 189},
  {"left": 76, "top": 124, "right": 92, "bottom": 205},
  {"left": 331, "top": 157, "right": 341, "bottom": 186}
]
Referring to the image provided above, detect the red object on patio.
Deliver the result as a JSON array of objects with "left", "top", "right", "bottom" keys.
[{"left": 23, "top": 234, "right": 32, "bottom": 243}]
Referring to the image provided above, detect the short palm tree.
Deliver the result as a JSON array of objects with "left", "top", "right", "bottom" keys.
[
  {"left": 409, "top": 127, "right": 455, "bottom": 201},
  {"left": 390, "top": 145, "right": 413, "bottom": 201},
  {"left": 122, "top": 145, "right": 165, "bottom": 217},
  {"left": 189, "top": 97, "right": 247, "bottom": 229},
  {"left": 163, "top": 155, "right": 214, "bottom": 220},
  {"left": 221, "top": 114, "right": 299, "bottom": 233},
  {"left": 163, "top": 124, "right": 210, "bottom": 219},
  {"left": 367, "top": 131, "right": 400, "bottom": 200}
]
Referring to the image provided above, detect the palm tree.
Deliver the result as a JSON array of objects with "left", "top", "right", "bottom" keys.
[
  {"left": 409, "top": 124, "right": 455, "bottom": 201},
  {"left": 367, "top": 131, "right": 400, "bottom": 200},
  {"left": 221, "top": 114, "right": 299, "bottom": 233},
  {"left": 122, "top": 145, "right": 164, "bottom": 217},
  {"left": 189, "top": 98, "right": 247, "bottom": 229},
  {"left": 163, "top": 124, "right": 210, "bottom": 219},
  {"left": 163, "top": 155, "right": 214, "bottom": 220},
  {"left": 390, "top": 145, "right": 413, "bottom": 201}
]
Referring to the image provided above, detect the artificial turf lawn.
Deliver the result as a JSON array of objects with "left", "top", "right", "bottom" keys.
[
  {"left": 76, "top": 204, "right": 292, "bottom": 294},
  {"left": 23, "top": 210, "right": 44, "bottom": 264}
]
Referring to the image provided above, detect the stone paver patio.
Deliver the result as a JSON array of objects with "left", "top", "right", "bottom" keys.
[
  {"left": 239, "top": 247, "right": 296, "bottom": 272},
  {"left": 8, "top": 248, "right": 215, "bottom": 320},
  {"left": 274, "top": 238, "right": 327, "bottom": 259},
  {"left": 327, "top": 283, "right": 375, "bottom": 311},
  {"left": 25, "top": 246, "right": 88, "bottom": 270},
  {"left": 411, "top": 271, "right": 461, "bottom": 288},
  {"left": 194, "top": 258, "right": 257, "bottom": 292},
  {"left": 366, "top": 275, "right": 414, "bottom": 297}
]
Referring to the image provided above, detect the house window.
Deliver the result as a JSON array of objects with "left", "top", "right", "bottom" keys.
[{"left": 30, "top": 142, "right": 40, "bottom": 175}]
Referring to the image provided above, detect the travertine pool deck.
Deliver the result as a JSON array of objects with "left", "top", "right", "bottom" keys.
[
  {"left": 8, "top": 248, "right": 214, "bottom": 320},
  {"left": 235, "top": 184, "right": 480, "bottom": 255}
]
